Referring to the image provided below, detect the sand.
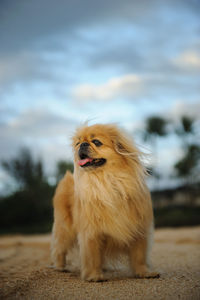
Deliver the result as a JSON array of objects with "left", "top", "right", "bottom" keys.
[{"left": 0, "top": 227, "right": 200, "bottom": 300}]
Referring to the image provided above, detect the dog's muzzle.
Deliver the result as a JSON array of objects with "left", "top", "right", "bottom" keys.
[{"left": 78, "top": 142, "right": 90, "bottom": 159}]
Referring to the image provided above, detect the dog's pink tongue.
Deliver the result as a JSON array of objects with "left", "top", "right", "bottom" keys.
[{"left": 78, "top": 157, "right": 93, "bottom": 166}]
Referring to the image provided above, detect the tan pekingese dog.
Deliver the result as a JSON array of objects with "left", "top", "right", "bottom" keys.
[{"left": 51, "top": 123, "right": 159, "bottom": 281}]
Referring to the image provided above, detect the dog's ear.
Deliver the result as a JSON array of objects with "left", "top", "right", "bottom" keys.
[
  {"left": 110, "top": 126, "right": 139, "bottom": 159},
  {"left": 115, "top": 134, "right": 136, "bottom": 156}
]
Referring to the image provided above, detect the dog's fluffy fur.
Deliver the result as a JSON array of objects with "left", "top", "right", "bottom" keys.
[{"left": 51, "top": 124, "right": 159, "bottom": 281}]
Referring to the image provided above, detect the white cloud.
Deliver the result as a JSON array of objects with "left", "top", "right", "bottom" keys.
[
  {"left": 71, "top": 74, "right": 142, "bottom": 101},
  {"left": 173, "top": 50, "right": 200, "bottom": 70},
  {"left": 0, "top": 108, "right": 77, "bottom": 162}
]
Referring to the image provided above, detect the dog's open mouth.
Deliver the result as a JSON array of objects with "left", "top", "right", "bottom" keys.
[{"left": 78, "top": 155, "right": 106, "bottom": 168}]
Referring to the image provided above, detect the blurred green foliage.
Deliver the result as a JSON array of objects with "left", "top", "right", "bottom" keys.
[
  {"left": 0, "top": 185, "right": 54, "bottom": 234},
  {"left": 173, "top": 116, "right": 200, "bottom": 184},
  {"left": 2, "top": 148, "right": 45, "bottom": 189},
  {"left": 154, "top": 206, "right": 200, "bottom": 227},
  {"left": 144, "top": 116, "right": 168, "bottom": 139},
  {"left": 175, "top": 144, "right": 200, "bottom": 180},
  {"left": 0, "top": 148, "right": 73, "bottom": 234},
  {"left": 56, "top": 160, "right": 74, "bottom": 183}
]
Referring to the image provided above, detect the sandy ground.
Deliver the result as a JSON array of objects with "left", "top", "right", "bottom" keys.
[{"left": 0, "top": 227, "right": 200, "bottom": 300}]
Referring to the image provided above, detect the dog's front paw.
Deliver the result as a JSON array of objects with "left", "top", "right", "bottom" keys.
[
  {"left": 135, "top": 270, "right": 160, "bottom": 279},
  {"left": 82, "top": 271, "right": 106, "bottom": 282}
]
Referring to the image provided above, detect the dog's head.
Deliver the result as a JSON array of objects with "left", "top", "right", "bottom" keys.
[{"left": 72, "top": 123, "right": 140, "bottom": 170}]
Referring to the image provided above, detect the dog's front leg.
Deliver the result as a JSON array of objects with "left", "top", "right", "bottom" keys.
[
  {"left": 79, "top": 232, "right": 105, "bottom": 282},
  {"left": 129, "top": 237, "right": 160, "bottom": 278}
]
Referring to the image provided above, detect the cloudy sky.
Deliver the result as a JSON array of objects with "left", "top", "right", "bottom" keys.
[{"left": 0, "top": 0, "right": 200, "bottom": 192}]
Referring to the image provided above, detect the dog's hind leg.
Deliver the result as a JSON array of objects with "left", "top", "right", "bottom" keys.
[
  {"left": 51, "top": 171, "right": 75, "bottom": 271},
  {"left": 51, "top": 222, "right": 75, "bottom": 271}
]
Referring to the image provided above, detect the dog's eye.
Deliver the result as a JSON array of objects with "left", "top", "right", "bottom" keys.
[
  {"left": 75, "top": 142, "right": 80, "bottom": 146},
  {"left": 92, "top": 139, "right": 102, "bottom": 147}
]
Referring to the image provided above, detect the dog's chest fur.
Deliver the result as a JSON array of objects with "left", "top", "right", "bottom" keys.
[{"left": 74, "top": 170, "right": 150, "bottom": 243}]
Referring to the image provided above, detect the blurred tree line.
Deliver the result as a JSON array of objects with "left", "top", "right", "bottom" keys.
[
  {"left": 0, "top": 115, "right": 199, "bottom": 233},
  {"left": 0, "top": 149, "right": 73, "bottom": 234},
  {"left": 143, "top": 115, "right": 200, "bottom": 227},
  {"left": 144, "top": 115, "right": 200, "bottom": 185}
]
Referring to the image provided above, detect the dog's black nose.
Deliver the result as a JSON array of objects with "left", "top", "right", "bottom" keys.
[
  {"left": 80, "top": 142, "right": 89, "bottom": 149},
  {"left": 79, "top": 142, "right": 90, "bottom": 159}
]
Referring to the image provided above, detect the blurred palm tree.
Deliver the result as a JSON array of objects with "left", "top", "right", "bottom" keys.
[
  {"left": 174, "top": 116, "right": 200, "bottom": 185},
  {"left": 143, "top": 116, "right": 168, "bottom": 188},
  {"left": 176, "top": 116, "right": 194, "bottom": 134},
  {"left": 175, "top": 116, "right": 194, "bottom": 147},
  {"left": 144, "top": 116, "right": 168, "bottom": 142},
  {"left": 175, "top": 144, "right": 200, "bottom": 181}
]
